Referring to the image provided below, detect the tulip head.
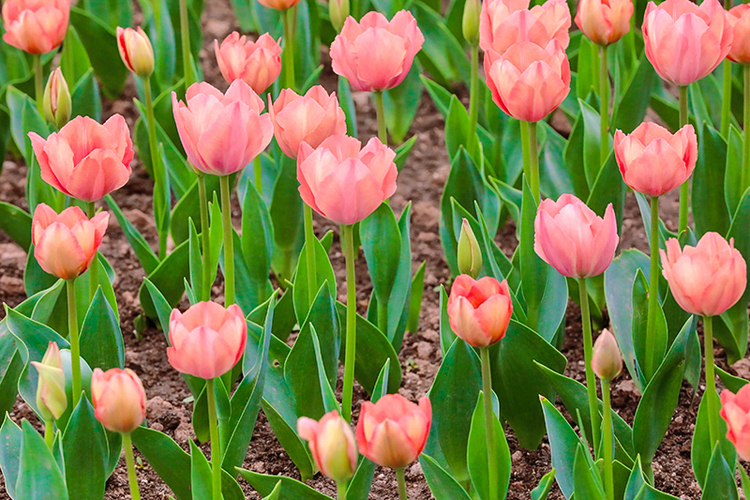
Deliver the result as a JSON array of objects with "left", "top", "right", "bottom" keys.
[
  {"left": 356, "top": 394, "right": 431, "bottom": 469},
  {"left": 447, "top": 275, "right": 513, "bottom": 348},
  {"left": 591, "top": 329, "right": 622, "bottom": 382},
  {"left": 660, "top": 233, "right": 747, "bottom": 317},
  {"left": 479, "top": 0, "right": 571, "bottom": 54},
  {"left": 30, "top": 342, "right": 66, "bottom": 421},
  {"left": 457, "top": 219, "right": 483, "bottom": 279},
  {"left": 729, "top": 4, "right": 750, "bottom": 65},
  {"left": 91, "top": 368, "right": 146, "bottom": 434},
  {"left": 256, "top": 0, "right": 302, "bottom": 11},
  {"left": 463, "top": 0, "right": 481, "bottom": 46},
  {"left": 721, "top": 386, "right": 750, "bottom": 461},
  {"left": 2, "top": 0, "right": 70, "bottom": 54},
  {"left": 43, "top": 68, "right": 71, "bottom": 129},
  {"left": 117, "top": 27, "right": 154, "bottom": 79},
  {"left": 298, "top": 411, "right": 358, "bottom": 483},
  {"left": 329, "top": 0, "right": 350, "bottom": 32},
  {"left": 575, "top": 0, "right": 633, "bottom": 46},
  {"left": 214, "top": 32, "right": 282, "bottom": 93}
]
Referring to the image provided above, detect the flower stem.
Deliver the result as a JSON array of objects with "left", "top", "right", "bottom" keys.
[
  {"left": 521, "top": 120, "right": 530, "bottom": 185},
  {"left": 254, "top": 155, "right": 263, "bottom": 196},
  {"left": 678, "top": 85, "right": 689, "bottom": 234},
  {"left": 578, "top": 277, "right": 600, "bottom": 456},
  {"left": 220, "top": 175, "right": 235, "bottom": 308},
  {"left": 528, "top": 121, "right": 540, "bottom": 203},
  {"left": 722, "top": 60, "right": 733, "bottom": 138},
  {"left": 396, "top": 467, "right": 408, "bottom": 500},
  {"left": 144, "top": 78, "right": 168, "bottom": 260},
  {"left": 703, "top": 315, "right": 720, "bottom": 448},
  {"left": 743, "top": 65, "right": 750, "bottom": 193},
  {"left": 337, "top": 482, "right": 347, "bottom": 500},
  {"left": 34, "top": 54, "right": 44, "bottom": 115},
  {"left": 374, "top": 91, "right": 387, "bottom": 144},
  {"left": 480, "top": 347, "right": 499, "bottom": 500},
  {"left": 645, "top": 195, "right": 660, "bottom": 380},
  {"left": 198, "top": 174, "right": 212, "bottom": 302},
  {"left": 467, "top": 44, "right": 479, "bottom": 155},
  {"left": 341, "top": 224, "right": 357, "bottom": 423},
  {"left": 179, "top": 0, "right": 194, "bottom": 91},
  {"left": 67, "top": 279, "right": 81, "bottom": 407},
  {"left": 44, "top": 419, "right": 54, "bottom": 450},
  {"left": 599, "top": 45, "right": 609, "bottom": 167},
  {"left": 304, "top": 204, "right": 317, "bottom": 309},
  {"left": 602, "top": 379, "right": 614, "bottom": 500},
  {"left": 87, "top": 202, "right": 99, "bottom": 303},
  {"left": 206, "top": 378, "right": 223, "bottom": 500},
  {"left": 283, "top": 7, "right": 296, "bottom": 90},
  {"left": 122, "top": 433, "right": 141, "bottom": 500}
]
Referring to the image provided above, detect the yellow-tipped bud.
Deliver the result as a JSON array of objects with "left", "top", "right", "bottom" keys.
[
  {"left": 31, "top": 342, "right": 67, "bottom": 421},
  {"left": 43, "top": 68, "right": 71, "bottom": 129},
  {"left": 116, "top": 26, "right": 155, "bottom": 79},
  {"left": 591, "top": 329, "right": 623, "bottom": 382},
  {"left": 457, "top": 218, "right": 482, "bottom": 279},
  {"left": 329, "top": 0, "right": 350, "bottom": 33},
  {"left": 462, "top": 0, "right": 480, "bottom": 47}
]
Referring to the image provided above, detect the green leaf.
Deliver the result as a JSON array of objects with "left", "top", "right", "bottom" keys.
[
  {"left": 170, "top": 175, "right": 221, "bottom": 246},
  {"left": 62, "top": 395, "right": 108, "bottom": 500},
  {"left": 531, "top": 469, "right": 556, "bottom": 500},
  {"left": 724, "top": 125, "right": 744, "bottom": 217},
  {"left": 573, "top": 444, "right": 606, "bottom": 500},
  {"left": 189, "top": 440, "right": 212, "bottom": 500},
  {"left": 631, "top": 269, "right": 668, "bottom": 384},
  {"left": 716, "top": 365, "right": 748, "bottom": 393},
  {"left": 293, "top": 236, "right": 337, "bottom": 326},
  {"left": 79, "top": 288, "right": 124, "bottom": 371},
  {"left": 270, "top": 146, "right": 304, "bottom": 281},
  {"left": 576, "top": 38, "right": 600, "bottom": 102},
  {"left": 105, "top": 195, "right": 160, "bottom": 275},
  {"left": 138, "top": 239, "right": 190, "bottom": 320},
  {"left": 411, "top": 1, "right": 470, "bottom": 86},
  {"left": 361, "top": 203, "right": 402, "bottom": 312},
  {"left": 338, "top": 76, "right": 358, "bottom": 137},
  {"left": 420, "top": 454, "right": 473, "bottom": 500},
  {"left": 691, "top": 389, "right": 735, "bottom": 489},
  {"left": 693, "top": 122, "right": 730, "bottom": 237},
  {"left": 624, "top": 456, "right": 681, "bottom": 500},
  {"left": 131, "top": 426, "right": 192, "bottom": 500},
  {"left": 261, "top": 398, "right": 316, "bottom": 481},
  {"left": 242, "top": 181, "right": 275, "bottom": 304},
  {"left": 406, "top": 261, "right": 426, "bottom": 334},
  {"left": 0, "top": 415, "right": 22, "bottom": 498},
  {"left": 467, "top": 392, "right": 511, "bottom": 500},
  {"left": 0, "top": 201, "right": 31, "bottom": 251},
  {"left": 383, "top": 63, "right": 423, "bottom": 143},
  {"left": 540, "top": 396, "right": 584, "bottom": 498},
  {"left": 699, "top": 443, "right": 739, "bottom": 500},
  {"left": 611, "top": 53, "right": 658, "bottom": 134},
  {"left": 70, "top": 68, "right": 102, "bottom": 121},
  {"left": 237, "top": 469, "right": 333, "bottom": 500},
  {"left": 395, "top": 135, "right": 418, "bottom": 171},
  {"left": 17, "top": 420, "right": 69, "bottom": 499}
]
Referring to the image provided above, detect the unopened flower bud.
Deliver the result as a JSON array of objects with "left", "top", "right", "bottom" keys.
[
  {"left": 30, "top": 342, "right": 67, "bottom": 421},
  {"left": 116, "top": 27, "right": 155, "bottom": 79},
  {"left": 298, "top": 411, "right": 358, "bottom": 483},
  {"left": 462, "top": 0, "right": 480, "bottom": 47},
  {"left": 329, "top": 0, "right": 349, "bottom": 33},
  {"left": 591, "top": 329, "right": 622, "bottom": 381},
  {"left": 457, "top": 218, "right": 482, "bottom": 279},
  {"left": 43, "top": 68, "right": 71, "bottom": 129}
]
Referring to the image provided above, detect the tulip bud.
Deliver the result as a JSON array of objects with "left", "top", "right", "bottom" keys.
[
  {"left": 30, "top": 342, "right": 67, "bottom": 421},
  {"left": 116, "top": 27, "right": 155, "bottom": 79},
  {"left": 298, "top": 411, "right": 358, "bottom": 484},
  {"left": 91, "top": 368, "right": 146, "bottom": 434},
  {"left": 43, "top": 68, "right": 71, "bottom": 130},
  {"left": 591, "top": 329, "right": 622, "bottom": 382},
  {"left": 329, "top": 0, "right": 349, "bottom": 33},
  {"left": 457, "top": 218, "right": 482, "bottom": 279},
  {"left": 462, "top": 0, "right": 480, "bottom": 47}
]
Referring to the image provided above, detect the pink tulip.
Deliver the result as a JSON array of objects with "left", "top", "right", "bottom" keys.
[
  {"left": 172, "top": 80, "right": 273, "bottom": 176},
  {"left": 117, "top": 27, "right": 154, "bottom": 78},
  {"left": 447, "top": 275, "right": 513, "bottom": 348},
  {"left": 575, "top": 0, "right": 633, "bottom": 46},
  {"left": 297, "top": 135, "right": 397, "bottom": 225},
  {"left": 614, "top": 122, "right": 697, "bottom": 197},
  {"left": 91, "top": 368, "right": 146, "bottom": 434},
  {"left": 215, "top": 32, "right": 282, "bottom": 93},
  {"left": 167, "top": 301, "right": 247, "bottom": 380},
  {"left": 298, "top": 411, "right": 358, "bottom": 483},
  {"left": 721, "top": 386, "right": 750, "bottom": 461},
  {"left": 356, "top": 394, "right": 431, "bottom": 469},
  {"left": 643, "top": 0, "right": 732, "bottom": 86},
  {"left": 728, "top": 5, "right": 750, "bottom": 64},
  {"left": 479, "top": 0, "right": 570, "bottom": 54},
  {"left": 256, "top": 0, "right": 302, "bottom": 11},
  {"left": 31, "top": 204, "right": 109, "bottom": 280},
  {"left": 485, "top": 40, "right": 571, "bottom": 123},
  {"left": 330, "top": 11, "right": 424, "bottom": 92},
  {"left": 28, "top": 115, "right": 133, "bottom": 202},
  {"left": 534, "top": 194, "right": 619, "bottom": 278},
  {"left": 269, "top": 86, "right": 347, "bottom": 160},
  {"left": 660, "top": 233, "right": 747, "bottom": 317},
  {"left": 591, "top": 329, "right": 623, "bottom": 381},
  {"left": 2, "top": 0, "right": 69, "bottom": 54}
]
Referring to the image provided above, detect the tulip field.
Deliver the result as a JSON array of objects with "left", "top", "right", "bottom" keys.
[{"left": 6, "top": 0, "right": 750, "bottom": 496}]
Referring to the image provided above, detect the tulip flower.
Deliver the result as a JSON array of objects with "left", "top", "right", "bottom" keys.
[
  {"left": 256, "top": 0, "right": 302, "bottom": 10},
  {"left": 269, "top": 86, "right": 347, "bottom": 159},
  {"left": 721, "top": 386, "right": 750, "bottom": 461},
  {"left": 614, "top": 122, "right": 697, "bottom": 197},
  {"left": 728, "top": 5, "right": 750, "bottom": 197},
  {"left": 1, "top": 0, "right": 70, "bottom": 54},
  {"left": 591, "top": 329, "right": 622, "bottom": 382},
  {"left": 215, "top": 32, "right": 282, "bottom": 94},
  {"left": 28, "top": 114, "right": 133, "bottom": 203},
  {"left": 575, "top": 0, "right": 633, "bottom": 47},
  {"left": 117, "top": 26, "right": 154, "bottom": 79},
  {"left": 298, "top": 411, "right": 358, "bottom": 485},
  {"left": 479, "top": 0, "right": 570, "bottom": 54},
  {"left": 447, "top": 275, "right": 512, "bottom": 348},
  {"left": 43, "top": 67, "right": 70, "bottom": 129},
  {"left": 729, "top": 5, "right": 750, "bottom": 65},
  {"left": 31, "top": 342, "right": 67, "bottom": 445}
]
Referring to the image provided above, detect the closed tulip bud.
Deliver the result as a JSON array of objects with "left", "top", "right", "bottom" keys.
[
  {"left": 591, "top": 329, "right": 622, "bottom": 381},
  {"left": 463, "top": 0, "right": 481, "bottom": 46},
  {"left": 575, "top": 0, "right": 633, "bottom": 46},
  {"left": 43, "top": 68, "right": 71, "bottom": 129},
  {"left": 457, "top": 219, "right": 483, "bottom": 278},
  {"left": 92, "top": 368, "right": 146, "bottom": 434},
  {"left": 30, "top": 342, "right": 66, "bottom": 421},
  {"left": 329, "top": 0, "right": 349, "bottom": 33},
  {"left": 117, "top": 27, "right": 154, "bottom": 79},
  {"left": 256, "top": 0, "right": 302, "bottom": 11},
  {"left": 447, "top": 275, "right": 513, "bottom": 347},
  {"left": 298, "top": 411, "right": 358, "bottom": 483},
  {"left": 721, "top": 386, "right": 750, "bottom": 461}
]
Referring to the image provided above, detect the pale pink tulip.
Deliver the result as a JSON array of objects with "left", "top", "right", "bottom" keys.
[
  {"left": 297, "top": 135, "right": 397, "bottom": 225},
  {"left": 330, "top": 11, "right": 424, "bottom": 92},
  {"left": 92, "top": 368, "right": 146, "bottom": 434},
  {"left": 643, "top": 0, "right": 732, "bottom": 86},
  {"left": 660, "top": 233, "right": 747, "bottom": 317},
  {"left": 215, "top": 32, "right": 282, "bottom": 93},
  {"left": 575, "top": 0, "right": 633, "bottom": 46},
  {"left": 356, "top": 394, "right": 431, "bottom": 469},
  {"left": 447, "top": 275, "right": 513, "bottom": 347},
  {"left": 269, "top": 86, "right": 347, "bottom": 159},
  {"left": 721, "top": 386, "right": 750, "bottom": 461},
  {"left": 534, "top": 194, "right": 619, "bottom": 278},
  {"left": 32, "top": 204, "right": 109, "bottom": 280},
  {"left": 29, "top": 115, "right": 133, "bottom": 202},
  {"left": 614, "top": 122, "right": 697, "bottom": 197},
  {"left": 172, "top": 80, "right": 273, "bottom": 176},
  {"left": 256, "top": 0, "right": 302, "bottom": 10},
  {"left": 729, "top": 5, "right": 750, "bottom": 64},
  {"left": 479, "top": 0, "right": 570, "bottom": 54},
  {"left": 167, "top": 301, "right": 247, "bottom": 380},
  {"left": 2, "top": 0, "right": 69, "bottom": 54},
  {"left": 117, "top": 26, "right": 154, "bottom": 78},
  {"left": 298, "top": 411, "right": 358, "bottom": 483}
]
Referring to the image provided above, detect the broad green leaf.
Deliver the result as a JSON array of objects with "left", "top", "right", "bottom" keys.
[
  {"left": 0, "top": 415, "right": 22, "bottom": 498},
  {"left": 62, "top": 395, "right": 108, "bottom": 500},
  {"left": 131, "top": 426, "right": 192, "bottom": 500},
  {"left": 467, "top": 392, "right": 511, "bottom": 500},
  {"left": 691, "top": 390, "right": 735, "bottom": 489},
  {"left": 573, "top": 444, "right": 605, "bottom": 500},
  {"left": 138, "top": 239, "right": 190, "bottom": 320},
  {"left": 105, "top": 194, "right": 160, "bottom": 275},
  {"left": 693, "top": 122, "right": 730, "bottom": 237},
  {"left": 0, "top": 201, "right": 31, "bottom": 251},
  {"left": 699, "top": 444, "right": 739, "bottom": 500},
  {"left": 420, "top": 454, "right": 473, "bottom": 500},
  {"left": 237, "top": 470, "right": 333, "bottom": 500},
  {"left": 361, "top": 202, "right": 402, "bottom": 314},
  {"left": 17, "top": 420, "right": 68, "bottom": 499},
  {"left": 540, "top": 396, "right": 584, "bottom": 498},
  {"left": 531, "top": 469, "right": 556, "bottom": 500},
  {"left": 79, "top": 288, "right": 124, "bottom": 371}
]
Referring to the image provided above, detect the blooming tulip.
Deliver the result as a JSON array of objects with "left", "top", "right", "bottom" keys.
[
  {"left": 642, "top": 0, "right": 732, "bottom": 86},
  {"left": 28, "top": 114, "right": 133, "bottom": 202},
  {"left": 298, "top": 411, "right": 358, "bottom": 483},
  {"left": 729, "top": 5, "right": 750, "bottom": 64},
  {"left": 447, "top": 275, "right": 513, "bottom": 347},
  {"left": 534, "top": 194, "right": 619, "bottom": 278},
  {"left": 575, "top": 0, "right": 633, "bottom": 46},
  {"left": 479, "top": 0, "right": 570, "bottom": 54},
  {"left": 117, "top": 27, "right": 154, "bottom": 79},
  {"left": 2, "top": 0, "right": 70, "bottom": 54},
  {"left": 485, "top": 40, "right": 571, "bottom": 123},
  {"left": 721, "top": 386, "right": 750, "bottom": 461},
  {"left": 591, "top": 329, "right": 622, "bottom": 381},
  {"left": 167, "top": 301, "right": 247, "bottom": 380},
  {"left": 356, "top": 394, "right": 431, "bottom": 469},
  {"left": 269, "top": 86, "right": 347, "bottom": 159},
  {"left": 297, "top": 135, "right": 397, "bottom": 225},
  {"left": 660, "top": 233, "right": 747, "bottom": 317},
  {"left": 256, "top": 0, "right": 302, "bottom": 10},
  {"left": 30, "top": 342, "right": 66, "bottom": 421},
  {"left": 43, "top": 67, "right": 71, "bottom": 129},
  {"left": 613, "top": 122, "right": 697, "bottom": 197},
  {"left": 330, "top": 11, "right": 424, "bottom": 92},
  {"left": 214, "top": 32, "right": 282, "bottom": 93},
  {"left": 172, "top": 80, "right": 273, "bottom": 176},
  {"left": 91, "top": 368, "right": 146, "bottom": 434},
  {"left": 32, "top": 204, "right": 109, "bottom": 280}
]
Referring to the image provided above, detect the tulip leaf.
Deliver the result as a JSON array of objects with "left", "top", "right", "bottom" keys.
[
  {"left": 170, "top": 175, "right": 222, "bottom": 247},
  {"left": 0, "top": 201, "right": 31, "bottom": 251},
  {"left": 62, "top": 395, "right": 108, "bottom": 500},
  {"left": 338, "top": 76, "right": 358, "bottom": 137},
  {"left": 261, "top": 399, "right": 316, "bottom": 480},
  {"left": 624, "top": 455, "right": 681, "bottom": 500},
  {"left": 105, "top": 195, "right": 160, "bottom": 275},
  {"left": 190, "top": 440, "right": 213, "bottom": 500},
  {"left": 270, "top": 147, "right": 304, "bottom": 282},
  {"left": 540, "top": 396, "right": 583, "bottom": 498},
  {"left": 724, "top": 125, "right": 744, "bottom": 217},
  {"left": 237, "top": 469, "right": 333, "bottom": 500},
  {"left": 531, "top": 468, "right": 556, "bottom": 500},
  {"left": 138, "top": 238, "right": 190, "bottom": 320},
  {"left": 395, "top": 135, "right": 418, "bottom": 172},
  {"left": 0, "top": 342, "right": 23, "bottom": 420},
  {"left": 262, "top": 481, "right": 283, "bottom": 500},
  {"left": 467, "top": 391, "right": 511, "bottom": 500},
  {"left": 131, "top": 426, "right": 192, "bottom": 500},
  {"left": 573, "top": 444, "right": 606, "bottom": 500},
  {"left": 716, "top": 365, "right": 749, "bottom": 393},
  {"left": 361, "top": 202, "right": 402, "bottom": 314},
  {"left": 420, "top": 75, "right": 453, "bottom": 119},
  {"left": 241, "top": 181, "right": 275, "bottom": 304},
  {"left": 576, "top": 38, "right": 600, "bottom": 103},
  {"left": 0, "top": 415, "right": 22, "bottom": 498},
  {"left": 699, "top": 443, "right": 739, "bottom": 500},
  {"left": 79, "top": 288, "right": 124, "bottom": 371},
  {"left": 387, "top": 203, "right": 414, "bottom": 348},
  {"left": 17, "top": 420, "right": 69, "bottom": 500},
  {"left": 691, "top": 389, "right": 735, "bottom": 489},
  {"left": 562, "top": 107, "right": 592, "bottom": 201},
  {"left": 70, "top": 68, "right": 102, "bottom": 122},
  {"left": 631, "top": 269, "right": 668, "bottom": 384},
  {"left": 611, "top": 52, "right": 658, "bottom": 135},
  {"left": 585, "top": 152, "right": 626, "bottom": 235},
  {"left": 412, "top": 1, "right": 470, "bottom": 86},
  {"left": 693, "top": 122, "right": 730, "bottom": 237},
  {"left": 383, "top": 63, "right": 423, "bottom": 144},
  {"left": 420, "top": 453, "right": 473, "bottom": 500},
  {"left": 292, "top": 233, "right": 337, "bottom": 325}
]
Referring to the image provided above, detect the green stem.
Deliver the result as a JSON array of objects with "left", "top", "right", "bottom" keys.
[
  {"left": 396, "top": 467, "right": 408, "bottom": 500},
  {"left": 520, "top": 120, "right": 530, "bottom": 187},
  {"left": 678, "top": 85, "right": 689, "bottom": 234},
  {"left": 743, "top": 65, "right": 750, "bottom": 192},
  {"left": 467, "top": 45, "right": 479, "bottom": 155},
  {"left": 703, "top": 315, "right": 720, "bottom": 448},
  {"left": 341, "top": 224, "right": 357, "bottom": 423},
  {"left": 87, "top": 202, "right": 99, "bottom": 302},
  {"left": 144, "top": 79, "right": 168, "bottom": 260},
  {"left": 122, "top": 433, "right": 141, "bottom": 500},
  {"left": 480, "top": 347, "right": 499, "bottom": 500},
  {"left": 44, "top": 419, "right": 54, "bottom": 450},
  {"left": 206, "top": 379, "right": 223, "bottom": 500},
  {"left": 645, "top": 195, "right": 660, "bottom": 380},
  {"left": 377, "top": 300, "right": 388, "bottom": 336},
  {"left": 220, "top": 175, "right": 235, "bottom": 308},
  {"left": 722, "top": 60, "right": 733, "bottom": 138},
  {"left": 304, "top": 204, "right": 317, "bottom": 309},
  {"left": 599, "top": 45, "right": 609, "bottom": 167},
  {"left": 67, "top": 279, "right": 81, "bottom": 407},
  {"left": 283, "top": 7, "right": 296, "bottom": 90},
  {"left": 528, "top": 121, "right": 540, "bottom": 203},
  {"left": 602, "top": 379, "right": 614, "bottom": 500},
  {"left": 198, "top": 174, "right": 212, "bottom": 302},
  {"left": 179, "top": 0, "right": 194, "bottom": 91},
  {"left": 337, "top": 482, "right": 347, "bottom": 500},
  {"left": 254, "top": 155, "right": 263, "bottom": 196},
  {"left": 578, "top": 277, "right": 601, "bottom": 456},
  {"left": 374, "top": 91, "right": 387, "bottom": 144},
  {"left": 34, "top": 54, "right": 44, "bottom": 115}
]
